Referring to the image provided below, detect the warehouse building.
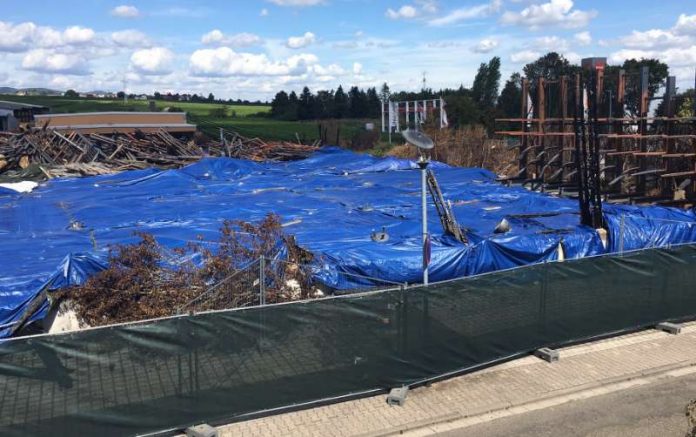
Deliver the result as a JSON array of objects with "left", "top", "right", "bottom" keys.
[{"left": 0, "top": 100, "right": 50, "bottom": 123}]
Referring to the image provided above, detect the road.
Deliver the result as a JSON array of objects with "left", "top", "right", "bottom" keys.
[{"left": 439, "top": 372, "right": 696, "bottom": 437}]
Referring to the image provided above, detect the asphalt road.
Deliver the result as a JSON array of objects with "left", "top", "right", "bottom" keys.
[{"left": 439, "top": 372, "right": 696, "bottom": 437}]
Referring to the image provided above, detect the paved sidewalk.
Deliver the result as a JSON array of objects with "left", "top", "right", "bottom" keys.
[{"left": 218, "top": 323, "right": 696, "bottom": 437}]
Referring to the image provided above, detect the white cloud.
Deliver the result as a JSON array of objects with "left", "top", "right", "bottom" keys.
[
  {"left": 260, "top": 8, "right": 269, "bottom": 16},
  {"left": 574, "top": 31, "right": 591, "bottom": 45},
  {"left": 619, "top": 29, "right": 690, "bottom": 50},
  {"left": 428, "top": 1, "right": 500, "bottom": 27},
  {"left": 190, "top": 47, "right": 320, "bottom": 77},
  {"left": 500, "top": 0, "right": 597, "bottom": 30},
  {"left": 286, "top": 32, "right": 316, "bottom": 49},
  {"left": 0, "top": 21, "right": 96, "bottom": 52},
  {"left": 472, "top": 38, "right": 498, "bottom": 53},
  {"left": 534, "top": 35, "right": 568, "bottom": 52},
  {"left": 267, "top": 0, "right": 323, "bottom": 6},
  {"left": 386, "top": 5, "right": 418, "bottom": 20},
  {"left": 130, "top": 47, "right": 175, "bottom": 75},
  {"left": 675, "top": 14, "right": 696, "bottom": 36},
  {"left": 63, "top": 26, "right": 95, "bottom": 44},
  {"left": 352, "top": 62, "right": 363, "bottom": 74},
  {"left": 510, "top": 50, "right": 541, "bottom": 63},
  {"left": 201, "top": 30, "right": 263, "bottom": 48},
  {"left": 22, "top": 49, "right": 88, "bottom": 74},
  {"left": 417, "top": 0, "right": 439, "bottom": 14},
  {"left": 111, "top": 5, "right": 140, "bottom": 18},
  {"left": 610, "top": 46, "right": 696, "bottom": 68},
  {"left": 613, "top": 13, "right": 696, "bottom": 66},
  {"left": 111, "top": 30, "right": 151, "bottom": 48}
]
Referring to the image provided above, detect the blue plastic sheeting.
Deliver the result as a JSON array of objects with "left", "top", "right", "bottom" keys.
[{"left": 2, "top": 147, "right": 696, "bottom": 337}]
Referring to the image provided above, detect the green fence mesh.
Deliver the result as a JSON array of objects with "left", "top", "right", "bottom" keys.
[{"left": 1, "top": 244, "right": 696, "bottom": 436}]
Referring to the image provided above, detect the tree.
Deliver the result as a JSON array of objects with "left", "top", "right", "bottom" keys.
[
  {"left": 619, "top": 58, "right": 669, "bottom": 116},
  {"left": 497, "top": 73, "right": 522, "bottom": 118},
  {"left": 298, "top": 86, "right": 315, "bottom": 120},
  {"left": 523, "top": 52, "right": 579, "bottom": 118},
  {"left": 379, "top": 82, "right": 391, "bottom": 102},
  {"left": 154, "top": 91, "right": 162, "bottom": 100},
  {"left": 64, "top": 89, "right": 79, "bottom": 98},
  {"left": 271, "top": 90, "right": 289, "bottom": 118},
  {"left": 471, "top": 57, "right": 501, "bottom": 130},
  {"left": 315, "top": 90, "right": 335, "bottom": 119},
  {"left": 207, "top": 93, "right": 215, "bottom": 102},
  {"left": 656, "top": 88, "right": 695, "bottom": 118},
  {"left": 366, "top": 87, "right": 381, "bottom": 118},
  {"left": 333, "top": 86, "right": 349, "bottom": 118},
  {"left": 523, "top": 52, "right": 577, "bottom": 83},
  {"left": 348, "top": 86, "right": 368, "bottom": 118},
  {"left": 444, "top": 95, "right": 480, "bottom": 128},
  {"left": 116, "top": 91, "right": 126, "bottom": 99},
  {"left": 471, "top": 62, "right": 489, "bottom": 107},
  {"left": 287, "top": 91, "right": 299, "bottom": 120}
]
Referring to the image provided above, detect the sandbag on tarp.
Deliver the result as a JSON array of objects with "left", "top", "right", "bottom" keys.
[{"left": 1, "top": 147, "right": 695, "bottom": 337}]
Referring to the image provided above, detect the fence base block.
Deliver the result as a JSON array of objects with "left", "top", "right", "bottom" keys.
[
  {"left": 387, "top": 386, "right": 409, "bottom": 406},
  {"left": 185, "top": 424, "right": 218, "bottom": 437},
  {"left": 656, "top": 322, "right": 682, "bottom": 335},
  {"left": 534, "top": 347, "right": 560, "bottom": 363}
]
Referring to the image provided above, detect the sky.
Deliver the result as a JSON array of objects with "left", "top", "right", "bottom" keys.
[{"left": 0, "top": 0, "right": 694, "bottom": 100}]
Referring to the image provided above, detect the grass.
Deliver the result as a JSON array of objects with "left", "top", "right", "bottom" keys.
[
  {"left": 0, "top": 94, "right": 268, "bottom": 117},
  {"left": 0, "top": 94, "right": 378, "bottom": 143}
]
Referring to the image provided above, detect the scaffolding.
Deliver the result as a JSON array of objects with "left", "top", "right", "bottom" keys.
[{"left": 495, "top": 57, "right": 696, "bottom": 209}]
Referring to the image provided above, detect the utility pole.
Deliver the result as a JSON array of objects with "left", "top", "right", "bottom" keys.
[{"left": 122, "top": 76, "right": 128, "bottom": 104}]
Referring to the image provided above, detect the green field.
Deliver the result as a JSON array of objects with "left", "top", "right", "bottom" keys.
[{"left": 0, "top": 94, "right": 377, "bottom": 143}]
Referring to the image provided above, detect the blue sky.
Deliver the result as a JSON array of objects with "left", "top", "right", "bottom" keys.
[{"left": 0, "top": 0, "right": 694, "bottom": 99}]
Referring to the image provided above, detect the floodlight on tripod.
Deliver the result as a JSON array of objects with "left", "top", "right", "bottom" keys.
[{"left": 402, "top": 128, "right": 434, "bottom": 286}]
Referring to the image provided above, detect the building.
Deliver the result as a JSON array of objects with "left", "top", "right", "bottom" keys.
[
  {"left": 0, "top": 109, "right": 18, "bottom": 131},
  {"left": 33, "top": 112, "right": 197, "bottom": 135},
  {"left": 0, "top": 100, "right": 50, "bottom": 123}
]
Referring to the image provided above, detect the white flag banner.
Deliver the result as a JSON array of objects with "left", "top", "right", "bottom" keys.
[{"left": 441, "top": 102, "right": 449, "bottom": 128}]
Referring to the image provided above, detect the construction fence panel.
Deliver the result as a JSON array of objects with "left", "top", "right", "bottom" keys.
[{"left": 2, "top": 244, "right": 696, "bottom": 436}]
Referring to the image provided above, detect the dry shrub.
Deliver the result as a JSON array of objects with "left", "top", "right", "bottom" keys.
[
  {"left": 388, "top": 125, "right": 514, "bottom": 175},
  {"left": 62, "top": 214, "right": 314, "bottom": 327}
]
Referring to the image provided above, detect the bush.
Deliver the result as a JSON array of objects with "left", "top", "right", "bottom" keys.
[
  {"left": 61, "top": 214, "right": 314, "bottom": 327},
  {"left": 208, "top": 107, "right": 228, "bottom": 118}
]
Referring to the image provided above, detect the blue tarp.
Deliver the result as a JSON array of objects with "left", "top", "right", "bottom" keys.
[{"left": 1, "top": 147, "right": 696, "bottom": 337}]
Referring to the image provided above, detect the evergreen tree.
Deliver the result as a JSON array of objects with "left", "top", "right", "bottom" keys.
[
  {"left": 315, "top": 90, "right": 335, "bottom": 119},
  {"left": 379, "top": 82, "right": 390, "bottom": 102},
  {"left": 348, "top": 86, "right": 368, "bottom": 118},
  {"left": 271, "top": 91, "right": 289, "bottom": 118},
  {"left": 287, "top": 91, "right": 300, "bottom": 120},
  {"left": 366, "top": 87, "right": 381, "bottom": 118},
  {"left": 333, "top": 86, "right": 349, "bottom": 118},
  {"left": 497, "top": 73, "right": 522, "bottom": 118},
  {"left": 298, "top": 86, "right": 315, "bottom": 120}
]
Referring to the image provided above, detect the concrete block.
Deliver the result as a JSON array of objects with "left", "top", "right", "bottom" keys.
[
  {"left": 386, "top": 386, "right": 409, "bottom": 406},
  {"left": 185, "top": 424, "right": 218, "bottom": 437},
  {"left": 534, "top": 347, "right": 560, "bottom": 363},
  {"left": 656, "top": 322, "right": 682, "bottom": 335}
]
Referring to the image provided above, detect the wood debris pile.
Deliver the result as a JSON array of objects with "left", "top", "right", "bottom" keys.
[
  {"left": 219, "top": 131, "right": 320, "bottom": 162},
  {"left": 0, "top": 128, "right": 319, "bottom": 180}
]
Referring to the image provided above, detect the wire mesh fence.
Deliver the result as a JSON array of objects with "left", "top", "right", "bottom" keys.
[
  {"left": 2, "top": 244, "right": 696, "bottom": 436},
  {"left": 177, "top": 256, "right": 403, "bottom": 315}
]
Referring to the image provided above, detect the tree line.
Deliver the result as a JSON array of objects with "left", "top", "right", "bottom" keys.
[
  {"left": 270, "top": 86, "right": 383, "bottom": 120},
  {"left": 268, "top": 52, "right": 679, "bottom": 130}
]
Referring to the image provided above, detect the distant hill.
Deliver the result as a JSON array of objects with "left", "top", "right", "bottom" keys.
[{"left": 0, "top": 87, "right": 62, "bottom": 96}]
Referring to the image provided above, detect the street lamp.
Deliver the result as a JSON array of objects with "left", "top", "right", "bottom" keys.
[{"left": 402, "top": 129, "right": 434, "bottom": 286}]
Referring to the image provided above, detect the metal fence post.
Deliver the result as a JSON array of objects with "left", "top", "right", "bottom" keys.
[
  {"left": 619, "top": 214, "right": 625, "bottom": 254},
  {"left": 259, "top": 256, "right": 266, "bottom": 306}
]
